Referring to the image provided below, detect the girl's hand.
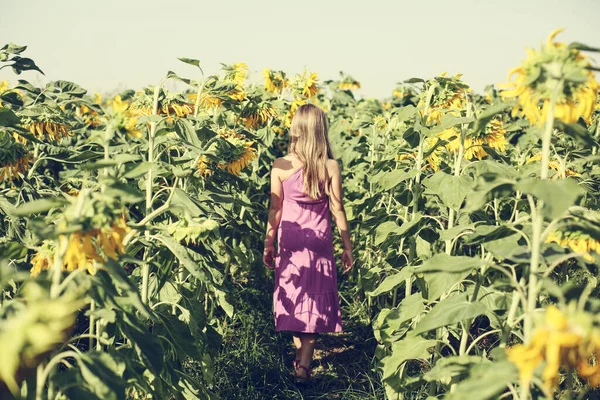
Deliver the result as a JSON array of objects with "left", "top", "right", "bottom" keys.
[
  {"left": 341, "top": 248, "right": 353, "bottom": 274},
  {"left": 263, "top": 243, "right": 276, "bottom": 270}
]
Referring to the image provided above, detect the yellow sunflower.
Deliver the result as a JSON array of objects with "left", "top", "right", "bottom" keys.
[
  {"left": 545, "top": 230, "right": 599, "bottom": 262},
  {"left": 0, "top": 149, "right": 32, "bottom": 183},
  {"left": 54, "top": 216, "right": 131, "bottom": 276},
  {"left": 526, "top": 152, "right": 579, "bottom": 178},
  {"left": 262, "top": 68, "right": 289, "bottom": 94},
  {"left": 196, "top": 155, "right": 213, "bottom": 177},
  {"left": 242, "top": 104, "right": 277, "bottom": 130},
  {"left": 20, "top": 120, "right": 71, "bottom": 143},
  {"left": 418, "top": 72, "right": 471, "bottom": 125},
  {"left": 499, "top": 28, "right": 600, "bottom": 126},
  {"left": 507, "top": 305, "right": 600, "bottom": 394},
  {"left": 302, "top": 72, "right": 319, "bottom": 98}
]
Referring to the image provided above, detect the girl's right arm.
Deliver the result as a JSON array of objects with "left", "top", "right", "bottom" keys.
[{"left": 328, "top": 160, "right": 353, "bottom": 273}]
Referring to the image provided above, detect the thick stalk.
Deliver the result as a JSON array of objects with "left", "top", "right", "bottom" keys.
[
  {"left": 524, "top": 83, "right": 559, "bottom": 343},
  {"left": 141, "top": 83, "right": 163, "bottom": 305}
]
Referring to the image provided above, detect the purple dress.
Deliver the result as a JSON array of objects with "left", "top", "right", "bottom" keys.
[{"left": 273, "top": 166, "right": 343, "bottom": 333}]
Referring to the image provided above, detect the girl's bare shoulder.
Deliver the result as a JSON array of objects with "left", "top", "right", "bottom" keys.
[{"left": 326, "top": 159, "right": 341, "bottom": 175}]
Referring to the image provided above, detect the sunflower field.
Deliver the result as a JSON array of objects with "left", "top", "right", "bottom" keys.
[{"left": 1, "top": 29, "right": 600, "bottom": 399}]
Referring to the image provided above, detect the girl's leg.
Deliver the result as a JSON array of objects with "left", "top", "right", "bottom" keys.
[
  {"left": 297, "top": 333, "right": 318, "bottom": 378},
  {"left": 292, "top": 332, "right": 302, "bottom": 362}
]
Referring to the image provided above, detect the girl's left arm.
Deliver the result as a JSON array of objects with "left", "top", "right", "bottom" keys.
[{"left": 263, "top": 161, "right": 283, "bottom": 268}]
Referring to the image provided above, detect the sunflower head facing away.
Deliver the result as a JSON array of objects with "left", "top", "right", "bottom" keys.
[
  {"left": 418, "top": 72, "right": 471, "bottom": 125},
  {"left": 499, "top": 28, "right": 600, "bottom": 126}
]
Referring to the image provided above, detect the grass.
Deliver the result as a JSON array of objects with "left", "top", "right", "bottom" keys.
[{"left": 212, "top": 273, "right": 385, "bottom": 399}]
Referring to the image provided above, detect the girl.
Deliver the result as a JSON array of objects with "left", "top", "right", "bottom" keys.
[{"left": 263, "top": 103, "right": 353, "bottom": 384}]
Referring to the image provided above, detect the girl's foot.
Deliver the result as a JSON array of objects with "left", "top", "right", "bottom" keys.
[{"left": 294, "top": 363, "right": 312, "bottom": 384}]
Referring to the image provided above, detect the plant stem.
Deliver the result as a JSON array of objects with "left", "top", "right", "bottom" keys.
[
  {"left": 141, "top": 83, "right": 163, "bottom": 305},
  {"left": 524, "top": 82, "right": 559, "bottom": 344}
]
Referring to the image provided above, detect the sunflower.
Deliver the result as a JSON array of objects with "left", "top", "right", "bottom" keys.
[
  {"left": 423, "top": 137, "right": 444, "bottom": 171},
  {"left": 0, "top": 133, "right": 32, "bottom": 183},
  {"left": 262, "top": 68, "right": 289, "bottom": 94},
  {"left": 418, "top": 73, "right": 471, "bottom": 125},
  {"left": 545, "top": 230, "right": 599, "bottom": 262},
  {"left": 507, "top": 305, "right": 600, "bottom": 394},
  {"left": 526, "top": 152, "right": 580, "bottom": 178},
  {"left": 283, "top": 98, "right": 307, "bottom": 128},
  {"left": 228, "top": 89, "right": 247, "bottom": 102},
  {"left": 29, "top": 241, "right": 55, "bottom": 277},
  {"left": 373, "top": 115, "right": 387, "bottom": 131},
  {"left": 79, "top": 104, "right": 101, "bottom": 127},
  {"left": 130, "top": 89, "right": 195, "bottom": 119},
  {"left": 108, "top": 95, "right": 142, "bottom": 138},
  {"left": 338, "top": 81, "right": 361, "bottom": 91},
  {"left": 188, "top": 92, "right": 223, "bottom": 110},
  {"left": 242, "top": 103, "right": 277, "bottom": 130},
  {"left": 54, "top": 216, "right": 131, "bottom": 276},
  {"left": 499, "top": 28, "right": 600, "bottom": 126},
  {"left": 382, "top": 101, "right": 392, "bottom": 110},
  {"left": 20, "top": 119, "right": 71, "bottom": 144},
  {"left": 219, "top": 144, "right": 257, "bottom": 176},
  {"left": 223, "top": 62, "right": 248, "bottom": 87},
  {"left": 196, "top": 155, "right": 213, "bottom": 177},
  {"left": 216, "top": 130, "right": 257, "bottom": 175},
  {"left": 0, "top": 80, "right": 8, "bottom": 94},
  {"left": 302, "top": 72, "right": 319, "bottom": 98}
]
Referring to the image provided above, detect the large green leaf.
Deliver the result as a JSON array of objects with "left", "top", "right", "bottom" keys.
[
  {"left": 445, "top": 359, "right": 518, "bottom": 400},
  {"left": 382, "top": 335, "right": 436, "bottom": 380},
  {"left": 0, "top": 107, "right": 20, "bottom": 127},
  {"left": 423, "top": 172, "right": 473, "bottom": 211},
  {"left": 77, "top": 351, "right": 126, "bottom": 400},
  {"left": 376, "top": 169, "right": 417, "bottom": 191},
  {"left": 414, "top": 293, "right": 488, "bottom": 334},
  {"left": 516, "top": 177, "right": 584, "bottom": 219},
  {"left": 154, "top": 234, "right": 210, "bottom": 282},
  {"left": 367, "top": 268, "right": 412, "bottom": 297},
  {"left": 374, "top": 214, "right": 423, "bottom": 246}
]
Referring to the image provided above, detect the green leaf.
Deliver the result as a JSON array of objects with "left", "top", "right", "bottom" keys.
[
  {"left": 13, "top": 198, "right": 66, "bottom": 216},
  {"left": 154, "top": 234, "right": 210, "bottom": 282},
  {"left": 423, "top": 172, "right": 473, "bottom": 210},
  {"left": 178, "top": 57, "right": 202, "bottom": 68},
  {"left": 394, "top": 105, "right": 418, "bottom": 123},
  {"left": 382, "top": 335, "right": 436, "bottom": 380},
  {"left": 78, "top": 351, "right": 125, "bottom": 400},
  {"left": 554, "top": 120, "right": 596, "bottom": 147},
  {"left": 424, "top": 355, "right": 487, "bottom": 383},
  {"left": 445, "top": 359, "right": 518, "bottom": 400},
  {"left": 376, "top": 169, "right": 417, "bottom": 191},
  {"left": 472, "top": 103, "right": 510, "bottom": 133},
  {"left": 81, "top": 154, "right": 140, "bottom": 170},
  {"left": 416, "top": 253, "right": 483, "bottom": 274},
  {"left": 0, "top": 108, "right": 21, "bottom": 127},
  {"left": 374, "top": 214, "right": 423, "bottom": 246},
  {"left": 516, "top": 178, "right": 583, "bottom": 219},
  {"left": 414, "top": 293, "right": 488, "bottom": 334},
  {"left": 367, "top": 268, "right": 412, "bottom": 297}
]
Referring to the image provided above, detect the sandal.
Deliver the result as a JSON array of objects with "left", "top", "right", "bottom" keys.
[{"left": 294, "top": 364, "right": 312, "bottom": 384}]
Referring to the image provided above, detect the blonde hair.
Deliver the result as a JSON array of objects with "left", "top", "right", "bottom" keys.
[{"left": 288, "top": 103, "right": 334, "bottom": 199}]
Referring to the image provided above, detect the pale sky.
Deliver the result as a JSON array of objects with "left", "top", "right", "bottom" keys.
[{"left": 1, "top": 0, "right": 599, "bottom": 99}]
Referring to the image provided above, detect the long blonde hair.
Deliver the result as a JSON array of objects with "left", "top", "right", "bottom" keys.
[{"left": 288, "top": 103, "right": 334, "bottom": 199}]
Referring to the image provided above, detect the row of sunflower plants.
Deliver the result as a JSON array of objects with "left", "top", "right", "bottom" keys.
[
  {"left": 0, "top": 47, "right": 280, "bottom": 398},
  {"left": 331, "top": 30, "right": 600, "bottom": 399}
]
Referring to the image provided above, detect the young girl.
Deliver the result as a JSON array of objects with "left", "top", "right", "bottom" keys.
[{"left": 263, "top": 103, "right": 353, "bottom": 384}]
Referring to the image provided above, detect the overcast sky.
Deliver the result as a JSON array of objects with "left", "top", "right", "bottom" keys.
[{"left": 1, "top": 0, "right": 599, "bottom": 99}]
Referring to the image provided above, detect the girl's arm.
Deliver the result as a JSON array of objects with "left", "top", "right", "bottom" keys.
[
  {"left": 328, "top": 160, "right": 353, "bottom": 273},
  {"left": 264, "top": 160, "right": 283, "bottom": 268}
]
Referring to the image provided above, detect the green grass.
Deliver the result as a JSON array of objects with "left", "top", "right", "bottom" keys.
[{"left": 212, "top": 275, "right": 385, "bottom": 399}]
